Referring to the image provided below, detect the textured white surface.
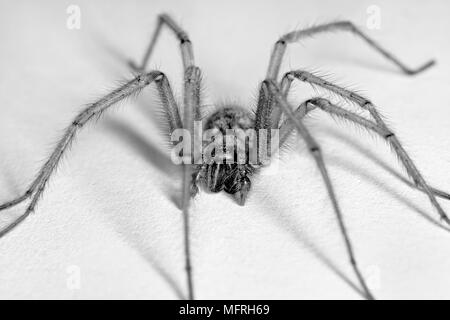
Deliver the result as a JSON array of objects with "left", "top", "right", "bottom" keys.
[{"left": 0, "top": 0, "right": 450, "bottom": 299}]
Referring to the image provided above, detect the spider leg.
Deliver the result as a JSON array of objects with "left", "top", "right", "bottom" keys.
[
  {"left": 180, "top": 65, "right": 202, "bottom": 300},
  {"left": 265, "top": 80, "right": 375, "bottom": 300},
  {"left": 281, "top": 70, "right": 450, "bottom": 225},
  {"left": 131, "top": 12, "right": 200, "bottom": 299},
  {"left": 0, "top": 186, "right": 36, "bottom": 211},
  {"left": 0, "top": 71, "right": 169, "bottom": 236},
  {"left": 0, "top": 70, "right": 198, "bottom": 299},
  {"left": 156, "top": 73, "right": 183, "bottom": 132},
  {"left": 266, "top": 21, "right": 435, "bottom": 80},
  {"left": 279, "top": 98, "right": 450, "bottom": 201},
  {"left": 266, "top": 22, "right": 435, "bottom": 128},
  {"left": 130, "top": 13, "right": 194, "bottom": 73}
]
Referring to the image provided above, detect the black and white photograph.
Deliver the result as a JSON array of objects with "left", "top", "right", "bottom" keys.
[{"left": 0, "top": 0, "right": 449, "bottom": 303}]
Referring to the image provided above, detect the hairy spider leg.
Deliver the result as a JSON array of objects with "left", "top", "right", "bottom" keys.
[
  {"left": 266, "top": 80, "right": 375, "bottom": 300},
  {"left": 0, "top": 72, "right": 178, "bottom": 237},
  {"left": 130, "top": 13, "right": 203, "bottom": 300},
  {"left": 278, "top": 97, "right": 450, "bottom": 202},
  {"left": 130, "top": 13, "right": 194, "bottom": 73},
  {"left": 265, "top": 21, "right": 435, "bottom": 127},
  {"left": 281, "top": 70, "right": 450, "bottom": 226}
]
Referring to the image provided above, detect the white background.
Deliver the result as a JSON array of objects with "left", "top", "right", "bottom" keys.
[{"left": 0, "top": 0, "right": 450, "bottom": 299}]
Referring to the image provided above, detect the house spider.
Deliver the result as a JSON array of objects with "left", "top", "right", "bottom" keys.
[{"left": 1, "top": 13, "right": 449, "bottom": 300}]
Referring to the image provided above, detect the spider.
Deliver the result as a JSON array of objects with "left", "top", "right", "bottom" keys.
[{"left": 1, "top": 13, "right": 449, "bottom": 300}]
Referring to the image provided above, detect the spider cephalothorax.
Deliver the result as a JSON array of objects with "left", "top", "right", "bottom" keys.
[{"left": 191, "top": 105, "right": 259, "bottom": 205}]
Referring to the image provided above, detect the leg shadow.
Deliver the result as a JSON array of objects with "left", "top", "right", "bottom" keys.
[
  {"left": 103, "top": 117, "right": 180, "bottom": 179},
  {"left": 96, "top": 112, "right": 185, "bottom": 299},
  {"left": 103, "top": 116, "right": 182, "bottom": 208},
  {"left": 318, "top": 125, "right": 450, "bottom": 233},
  {"left": 253, "top": 190, "right": 366, "bottom": 298},
  {"left": 251, "top": 123, "right": 450, "bottom": 298},
  {"left": 114, "top": 223, "right": 186, "bottom": 300}
]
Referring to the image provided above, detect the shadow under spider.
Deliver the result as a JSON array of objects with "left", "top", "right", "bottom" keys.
[
  {"left": 103, "top": 115, "right": 367, "bottom": 298},
  {"left": 0, "top": 167, "right": 24, "bottom": 202},
  {"left": 318, "top": 125, "right": 450, "bottom": 233},
  {"left": 102, "top": 111, "right": 450, "bottom": 299},
  {"left": 251, "top": 126, "right": 449, "bottom": 298},
  {"left": 112, "top": 223, "right": 186, "bottom": 300},
  {"left": 72, "top": 32, "right": 189, "bottom": 299},
  {"left": 92, "top": 30, "right": 449, "bottom": 299},
  {"left": 101, "top": 117, "right": 185, "bottom": 299},
  {"left": 253, "top": 190, "right": 367, "bottom": 298}
]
